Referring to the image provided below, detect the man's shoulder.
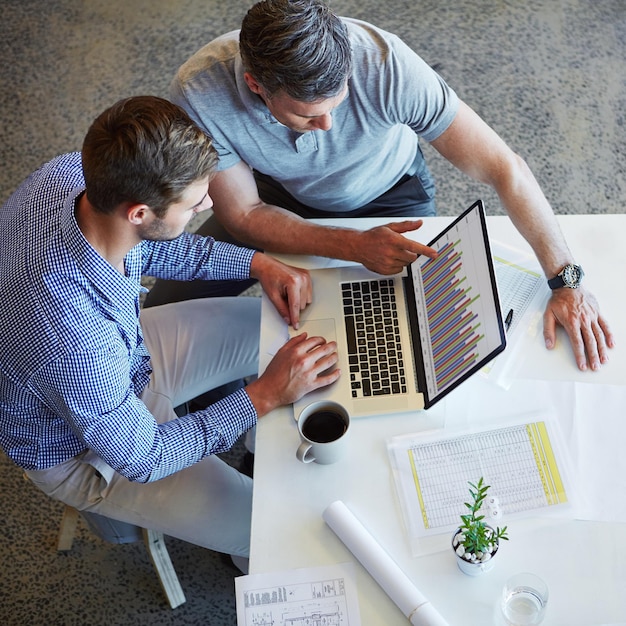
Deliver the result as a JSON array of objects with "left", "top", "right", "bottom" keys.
[
  {"left": 7, "top": 152, "right": 83, "bottom": 198},
  {"left": 1, "top": 152, "right": 83, "bottom": 254},
  {"left": 177, "top": 29, "right": 241, "bottom": 84},
  {"left": 15, "top": 152, "right": 85, "bottom": 207},
  {"left": 343, "top": 17, "right": 399, "bottom": 50},
  {"left": 33, "top": 152, "right": 83, "bottom": 178},
  {"left": 172, "top": 29, "right": 244, "bottom": 127}
]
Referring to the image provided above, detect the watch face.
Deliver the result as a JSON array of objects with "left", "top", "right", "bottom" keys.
[{"left": 562, "top": 264, "right": 582, "bottom": 287}]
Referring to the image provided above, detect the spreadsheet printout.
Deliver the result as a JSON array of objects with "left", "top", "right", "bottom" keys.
[
  {"left": 481, "top": 243, "right": 547, "bottom": 386},
  {"left": 494, "top": 255, "right": 543, "bottom": 334},
  {"left": 387, "top": 420, "right": 572, "bottom": 553}
]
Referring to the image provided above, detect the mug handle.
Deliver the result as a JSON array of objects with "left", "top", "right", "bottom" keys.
[{"left": 296, "top": 441, "right": 315, "bottom": 463}]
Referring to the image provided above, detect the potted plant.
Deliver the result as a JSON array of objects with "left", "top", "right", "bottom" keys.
[{"left": 452, "top": 477, "right": 509, "bottom": 576}]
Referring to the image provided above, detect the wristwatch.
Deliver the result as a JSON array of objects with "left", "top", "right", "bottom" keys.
[{"left": 547, "top": 263, "right": 584, "bottom": 290}]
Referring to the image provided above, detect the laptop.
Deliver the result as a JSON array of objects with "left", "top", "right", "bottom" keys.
[{"left": 290, "top": 199, "right": 506, "bottom": 419}]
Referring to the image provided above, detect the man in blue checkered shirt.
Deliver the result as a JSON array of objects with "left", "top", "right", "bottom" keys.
[{"left": 0, "top": 96, "right": 339, "bottom": 571}]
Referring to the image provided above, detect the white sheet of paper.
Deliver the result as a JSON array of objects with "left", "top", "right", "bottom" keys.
[
  {"left": 443, "top": 377, "right": 626, "bottom": 524},
  {"left": 559, "top": 382, "right": 626, "bottom": 522},
  {"left": 235, "top": 561, "right": 361, "bottom": 626}
]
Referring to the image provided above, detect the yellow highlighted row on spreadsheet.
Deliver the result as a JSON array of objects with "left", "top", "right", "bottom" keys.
[
  {"left": 493, "top": 256, "right": 541, "bottom": 278},
  {"left": 408, "top": 451, "right": 429, "bottom": 528},
  {"left": 526, "top": 421, "right": 568, "bottom": 505}
]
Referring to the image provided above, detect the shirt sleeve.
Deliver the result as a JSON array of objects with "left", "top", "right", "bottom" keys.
[
  {"left": 30, "top": 345, "right": 257, "bottom": 483},
  {"left": 348, "top": 20, "right": 459, "bottom": 142},
  {"left": 141, "top": 235, "right": 255, "bottom": 282},
  {"left": 385, "top": 32, "right": 460, "bottom": 141}
]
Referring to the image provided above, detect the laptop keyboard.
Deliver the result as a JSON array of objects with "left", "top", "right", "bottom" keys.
[{"left": 341, "top": 278, "right": 408, "bottom": 398}]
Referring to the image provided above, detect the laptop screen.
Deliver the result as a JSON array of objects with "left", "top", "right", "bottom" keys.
[{"left": 405, "top": 200, "right": 506, "bottom": 408}]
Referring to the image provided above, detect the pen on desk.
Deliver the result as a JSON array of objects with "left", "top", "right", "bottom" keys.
[{"left": 505, "top": 308, "right": 514, "bottom": 330}]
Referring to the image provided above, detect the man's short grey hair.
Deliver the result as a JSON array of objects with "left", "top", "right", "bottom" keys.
[{"left": 239, "top": 0, "right": 352, "bottom": 101}]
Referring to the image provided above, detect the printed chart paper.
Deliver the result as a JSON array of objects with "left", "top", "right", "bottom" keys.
[
  {"left": 388, "top": 420, "right": 572, "bottom": 553},
  {"left": 493, "top": 255, "right": 543, "bottom": 335},
  {"left": 481, "top": 242, "right": 547, "bottom": 387},
  {"left": 235, "top": 562, "right": 361, "bottom": 626}
]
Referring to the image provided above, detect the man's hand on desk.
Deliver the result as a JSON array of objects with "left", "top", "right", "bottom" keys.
[
  {"left": 543, "top": 287, "right": 615, "bottom": 371},
  {"left": 245, "top": 333, "right": 340, "bottom": 418},
  {"left": 350, "top": 220, "right": 438, "bottom": 275},
  {"left": 250, "top": 252, "right": 312, "bottom": 329}
]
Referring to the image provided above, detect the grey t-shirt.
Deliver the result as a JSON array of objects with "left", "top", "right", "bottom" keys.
[{"left": 171, "top": 18, "right": 459, "bottom": 212}]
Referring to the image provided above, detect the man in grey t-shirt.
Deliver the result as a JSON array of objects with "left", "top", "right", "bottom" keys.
[{"left": 146, "top": 0, "right": 612, "bottom": 374}]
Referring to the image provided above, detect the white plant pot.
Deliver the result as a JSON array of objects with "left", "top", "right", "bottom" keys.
[{"left": 452, "top": 526, "right": 500, "bottom": 576}]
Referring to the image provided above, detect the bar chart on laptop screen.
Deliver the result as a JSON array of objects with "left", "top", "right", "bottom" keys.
[{"left": 412, "top": 208, "right": 503, "bottom": 397}]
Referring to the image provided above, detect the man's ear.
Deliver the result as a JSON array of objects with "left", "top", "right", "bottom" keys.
[
  {"left": 243, "top": 72, "right": 264, "bottom": 96},
  {"left": 127, "top": 203, "right": 151, "bottom": 226}
]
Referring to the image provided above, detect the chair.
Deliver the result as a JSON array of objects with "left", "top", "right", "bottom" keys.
[{"left": 57, "top": 505, "right": 186, "bottom": 609}]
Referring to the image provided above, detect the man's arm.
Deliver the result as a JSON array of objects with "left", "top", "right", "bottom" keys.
[
  {"left": 430, "top": 100, "right": 614, "bottom": 370},
  {"left": 208, "top": 161, "right": 437, "bottom": 275}
]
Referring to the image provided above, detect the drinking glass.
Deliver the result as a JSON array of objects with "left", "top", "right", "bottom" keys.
[{"left": 501, "top": 572, "right": 548, "bottom": 626}]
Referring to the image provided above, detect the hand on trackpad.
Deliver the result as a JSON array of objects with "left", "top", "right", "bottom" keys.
[
  {"left": 290, "top": 318, "right": 340, "bottom": 379},
  {"left": 289, "top": 318, "right": 341, "bottom": 420}
]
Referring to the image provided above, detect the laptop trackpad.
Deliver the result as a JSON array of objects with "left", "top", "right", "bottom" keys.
[{"left": 290, "top": 317, "right": 337, "bottom": 343}]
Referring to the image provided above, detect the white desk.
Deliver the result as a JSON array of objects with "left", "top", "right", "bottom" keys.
[{"left": 250, "top": 215, "right": 626, "bottom": 626}]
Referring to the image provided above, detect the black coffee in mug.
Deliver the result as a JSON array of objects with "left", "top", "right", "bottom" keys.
[{"left": 302, "top": 410, "right": 347, "bottom": 443}]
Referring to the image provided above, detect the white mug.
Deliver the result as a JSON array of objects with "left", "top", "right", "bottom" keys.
[{"left": 296, "top": 401, "right": 350, "bottom": 465}]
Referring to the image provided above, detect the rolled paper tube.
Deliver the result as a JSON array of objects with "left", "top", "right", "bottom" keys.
[{"left": 323, "top": 500, "right": 449, "bottom": 626}]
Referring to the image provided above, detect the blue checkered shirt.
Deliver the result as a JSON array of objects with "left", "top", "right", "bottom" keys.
[{"left": 0, "top": 153, "right": 257, "bottom": 482}]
